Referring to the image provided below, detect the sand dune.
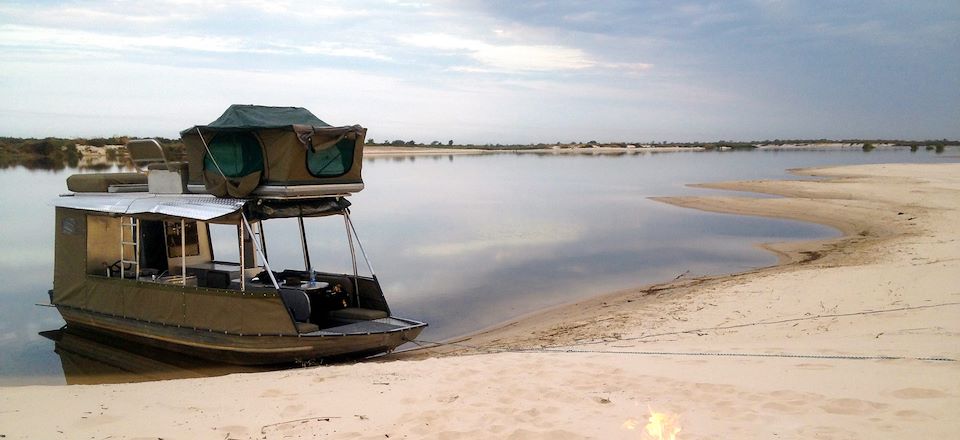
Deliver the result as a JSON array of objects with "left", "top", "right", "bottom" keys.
[{"left": 2, "top": 163, "right": 958, "bottom": 439}]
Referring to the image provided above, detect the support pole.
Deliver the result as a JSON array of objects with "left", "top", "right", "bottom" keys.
[
  {"left": 134, "top": 218, "right": 140, "bottom": 279},
  {"left": 118, "top": 219, "right": 124, "bottom": 279},
  {"left": 257, "top": 222, "right": 268, "bottom": 262},
  {"left": 180, "top": 219, "right": 187, "bottom": 286},
  {"left": 239, "top": 223, "right": 245, "bottom": 292},
  {"left": 298, "top": 216, "right": 312, "bottom": 273},
  {"left": 343, "top": 211, "right": 360, "bottom": 307},
  {"left": 345, "top": 210, "right": 375, "bottom": 276},
  {"left": 242, "top": 213, "right": 280, "bottom": 290}
]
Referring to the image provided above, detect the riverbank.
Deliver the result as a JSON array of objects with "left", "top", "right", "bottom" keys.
[{"left": 2, "top": 163, "right": 958, "bottom": 439}]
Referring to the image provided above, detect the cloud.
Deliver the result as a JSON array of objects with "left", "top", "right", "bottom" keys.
[
  {"left": 0, "top": 24, "right": 391, "bottom": 61},
  {"left": 0, "top": 24, "right": 242, "bottom": 54},
  {"left": 398, "top": 32, "right": 650, "bottom": 73},
  {"left": 0, "top": 0, "right": 371, "bottom": 22},
  {"left": 0, "top": 3, "right": 190, "bottom": 26},
  {"left": 50, "top": 6, "right": 191, "bottom": 24}
]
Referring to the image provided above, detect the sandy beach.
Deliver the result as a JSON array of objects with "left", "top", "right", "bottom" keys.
[{"left": 2, "top": 162, "right": 958, "bottom": 439}]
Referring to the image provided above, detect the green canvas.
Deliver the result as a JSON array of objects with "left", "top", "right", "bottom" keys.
[
  {"left": 182, "top": 104, "right": 330, "bottom": 134},
  {"left": 204, "top": 132, "right": 264, "bottom": 178}
]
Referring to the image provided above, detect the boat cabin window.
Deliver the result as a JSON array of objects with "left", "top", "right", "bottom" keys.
[
  {"left": 208, "top": 223, "right": 241, "bottom": 264},
  {"left": 165, "top": 221, "right": 200, "bottom": 258},
  {"left": 306, "top": 137, "right": 354, "bottom": 177},
  {"left": 204, "top": 132, "right": 264, "bottom": 178},
  {"left": 139, "top": 220, "right": 168, "bottom": 273}
]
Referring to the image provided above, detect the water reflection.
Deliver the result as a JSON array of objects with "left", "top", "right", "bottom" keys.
[
  {"left": 41, "top": 329, "right": 272, "bottom": 385},
  {"left": 0, "top": 154, "right": 133, "bottom": 171},
  {"left": 0, "top": 147, "right": 957, "bottom": 385}
]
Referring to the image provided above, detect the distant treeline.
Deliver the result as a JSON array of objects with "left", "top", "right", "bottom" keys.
[
  {"left": 365, "top": 138, "right": 959, "bottom": 151},
  {"left": 0, "top": 135, "right": 956, "bottom": 170},
  {"left": 0, "top": 136, "right": 184, "bottom": 170}
]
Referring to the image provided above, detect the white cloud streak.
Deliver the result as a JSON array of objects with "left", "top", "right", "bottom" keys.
[
  {"left": 398, "top": 32, "right": 651, "bottom": 73},
  {"left": 0, "top": 24, "right": 391, "bottom": 60}
]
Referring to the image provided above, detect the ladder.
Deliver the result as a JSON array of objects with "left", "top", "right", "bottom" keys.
[{"left": 119, "top": 216, "right": 140, "bottom": 279}]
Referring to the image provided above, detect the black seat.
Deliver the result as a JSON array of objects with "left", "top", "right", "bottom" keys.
[
  {"left": 205, "top": 270, "right": 231, "bottom": 289},
  {"left": 279, "top": 288, "right": 311, "bottom": 322}
]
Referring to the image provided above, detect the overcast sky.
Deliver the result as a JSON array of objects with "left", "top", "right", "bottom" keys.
[{"left": 1, "top": 0, "right": 957, "bottom": 143}]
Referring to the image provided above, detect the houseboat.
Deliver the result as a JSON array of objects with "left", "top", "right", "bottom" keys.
[{"left": 49, "top": 105, "right": 426, "bottom": 365}]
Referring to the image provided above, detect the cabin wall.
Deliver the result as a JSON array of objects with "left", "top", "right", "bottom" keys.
[
  {"left": 60, "top": 278, "right": 297, "bottom": 335},
  {"left": 53, "top": 208, "right": 88, "bottom": 307},
  {"left": 85, "top": 214, "right": 122, "bottom": 276},
  {"left": 53, "top": 209, "right": 297, "bottom": 335}
]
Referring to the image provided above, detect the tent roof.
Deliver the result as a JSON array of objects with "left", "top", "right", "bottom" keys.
[{"left": 180, "top": 105, "right": 331, "bottom": 135}]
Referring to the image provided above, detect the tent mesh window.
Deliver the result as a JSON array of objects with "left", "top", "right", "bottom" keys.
[
  {"left": 307, "top": 137, "right": 354, "bottom": 177},
  {"left": 204, "top": 132, "right": 264, "bottom": 178}
]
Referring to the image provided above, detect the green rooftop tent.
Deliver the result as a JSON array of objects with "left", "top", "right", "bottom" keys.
[{"left": 180, "top": 105, "right": 367, "bottom": 198}]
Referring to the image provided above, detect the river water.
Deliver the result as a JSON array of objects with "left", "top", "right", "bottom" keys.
[{"left": 0, "top": 146, "right": 955, "bottom": 384}]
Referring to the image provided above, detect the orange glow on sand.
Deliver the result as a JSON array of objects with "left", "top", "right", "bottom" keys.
[{"left": 623, "top": 407, "right": 681, "bottom": 440}]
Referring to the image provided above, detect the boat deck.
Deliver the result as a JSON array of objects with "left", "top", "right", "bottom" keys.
[{"left": 310, "top": 318, "right": 421, "bottom": 336}]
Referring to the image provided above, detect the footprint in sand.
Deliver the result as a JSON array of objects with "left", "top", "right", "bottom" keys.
[
  {"left": 762, "top": 401, "right": 807, "bottom": 415},
  {"left": 217, "top": 425, "right": 249, "bottom": 437},
  {"left": 506, "top": 428, "right": 583, "bottom": 440},
  {"left": 693, "top": 383, "right": 737, "bottom": 394},
  {"left": 259, "top": 389, "right": 283, "bottom": 397},
  {"left": 798, "top": 425, "right": 856, "bottom": 438},
  {"left": 818, "top": 398, "right": 887, "bottom": 415},
  {"left": 767, "top": 389, "right": 821, "bottom": 402},
  {"left": 280, "top": 404, "right": 304, "bottom": 418},
  {"left": 712, "top": 401, "right": 740, "bottom": 417},
  {"left": 895, "top": 409, "right": 937, "bottom": 421},
  {"left": 890, "top": 387, "right": 949, "bottom": 399},
  {"left": 794, "top": 362, "right": 833, "bottom": 370}
]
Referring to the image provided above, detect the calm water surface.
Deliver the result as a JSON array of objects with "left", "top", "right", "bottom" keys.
[{"left": 0, "top": 147, "right": 955, "bottom": 384}]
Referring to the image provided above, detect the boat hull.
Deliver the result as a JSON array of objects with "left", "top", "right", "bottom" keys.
[{"left": 57, "top": 306, "right": 426, "bottom": 365}]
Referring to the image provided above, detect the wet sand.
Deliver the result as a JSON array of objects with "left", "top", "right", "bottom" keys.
[{"left": 1, "top": 163, "right": 958, "bottom": 439}]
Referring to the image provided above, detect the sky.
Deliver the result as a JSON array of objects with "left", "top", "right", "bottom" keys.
[{"left": 0, "top": 0, "right": 957, "bottom": 144}]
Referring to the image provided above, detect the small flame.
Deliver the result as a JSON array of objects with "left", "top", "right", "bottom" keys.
[
  {"left": 623, "top": 407, "right": 681, "bottom": 440},
  {"left": 644, "top": 407, "right": 681, "bottom": 440}
]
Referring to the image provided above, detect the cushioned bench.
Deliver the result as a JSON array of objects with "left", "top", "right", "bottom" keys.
[{"left": 66, "top": 173, "right": 147, "bottom": 192}]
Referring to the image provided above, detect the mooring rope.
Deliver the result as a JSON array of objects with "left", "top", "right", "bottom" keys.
[
  {"left": 402, "top": 301, "right": 960, "bottom": 363},
  {"left": 404, "top": 338, "right": 956, "bottom": 362},
  {"left": 605, "top": 301, "right": 960, "bottom": 345}
]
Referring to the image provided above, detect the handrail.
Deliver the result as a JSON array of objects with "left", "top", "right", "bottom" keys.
[
  {"left": 345, "top": 209, "right": 375, "bottom": 276},
  {"left": 241, "top": 212, "right": 280, "bottom": 290}
]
